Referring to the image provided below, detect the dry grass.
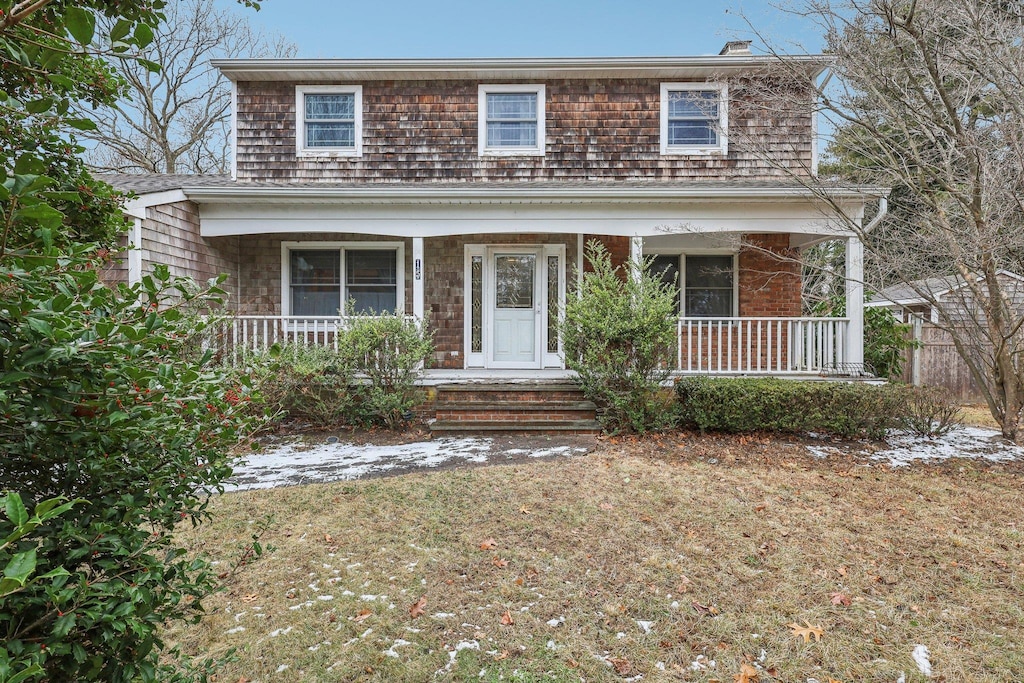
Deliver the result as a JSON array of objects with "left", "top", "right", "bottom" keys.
[
  {"left": 169, "top": 434, "right": 1024, "bottom": 682},
  {"left": 960, "top": 404, "right": 1001, "bottom": 430}
]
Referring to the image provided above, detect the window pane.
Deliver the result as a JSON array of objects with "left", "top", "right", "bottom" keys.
[
  {"left": 487, "top": 93, "right": 536, "bottom": 120},
  {"left": 292, "top": 286, "right": 341, "bottom": 316},
  {"left": 346, "top": 250, "right": 397, "bottom": 285},
  {"left": 487, "top": 121, "right": 537, "bottom": 147},
  {"left": 686, "top": 256, "right": 733, "bottom": 289},
  {"left": 685, "top": 289, "right": 733, "bottom": 317},
  {"left": 471, "top": 255, "right": 483, "bottom": 353},
  {"left": 291, "top": 250, "right": 340, "bottom": 285},
  {"left": 347, "top": 286, "right": 397, "bottom": 314},
  {"left": 305, "top": 94, "right": 354, "bottom": 120},
  {"left": 668, "top": 120, "right": 717, "bottom": 146},
  {"left": 307, "top": 122, "right": 355, "bottom": 148},
  {"left": 495, "top": 255, "right": 535, "bottom": 309},
  {"left": 649, "top": 255, "right": 681, "bottom": 313},
  {"left": 668, "top": 90, "right": 719, "bottom": 118}
]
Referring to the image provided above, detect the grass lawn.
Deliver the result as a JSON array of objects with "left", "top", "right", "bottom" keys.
[{"left": 169, "top": 433, "right": 1024, "bottom": 682}]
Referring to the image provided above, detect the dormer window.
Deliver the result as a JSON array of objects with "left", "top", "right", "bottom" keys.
[
  {"left": 478, "top": 84, "right": 546, "bottom": 156},
  {"left": 660, "top": 83, "right": 728, "bottom": 155},
  {"left": 296, "top": 85, "right": 363, "bottom": 157}
]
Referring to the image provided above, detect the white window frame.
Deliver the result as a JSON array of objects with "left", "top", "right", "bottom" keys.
[
  {"left": 650, "top": 250, "right": 739, "bottom": 318},
  {"left": 478, "top": 84, "right": 546, "bottom": 157},
  {"left": 281, "top": 241, "right": 405, "bottom": 316},
  {"left": 295, "top": 85, "right": 363, "bottom": 158},
  {"left": 660, "top": 82, "right": 728, "bottom": 156}
]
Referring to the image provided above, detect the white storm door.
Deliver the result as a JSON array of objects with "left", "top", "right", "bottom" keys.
[{"left": 489, "top": 250, "right": 541, "bottom": 368}]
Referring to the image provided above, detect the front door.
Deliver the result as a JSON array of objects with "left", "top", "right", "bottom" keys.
[{"left": 490, "top": 250, "right": 541, "bottom": 368}]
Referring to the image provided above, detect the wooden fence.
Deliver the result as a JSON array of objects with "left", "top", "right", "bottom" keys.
[{"left": 901, "top": 323, "right": 984, "bottom": 400}]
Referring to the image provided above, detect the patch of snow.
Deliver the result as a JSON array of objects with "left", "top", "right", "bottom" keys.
[
  {"left": 912, "top": 645, "right": 932, "bottom": 676},
  {"left": 637, "top": 620, "right": 654, "bottom": 634},
  {"left": 318, "top": 595, "right": 334, "bottom": 601},
  {"left": 288, "top": 600, "right": 314, "bottom": 610},
  {"left": 435, "top": 640, "right": 480, "bottom": 676},
  {"left": 432, "top": 612, "right": 456, "bottom": 619},
  {"left": 276, "top": 665, "right": 289, "bottom": 673},
  {"left": 546, "top": 639, "right": 557, "bottom": 650},
  {"left": 225, "top": 626, "right": 245, "bottom": 634},
  {"left": 896, "top": 674, "right": 906, "bottom": 683},
  {"left": 269, "top": 626, "right": 293, "bottom": 637},
  {"left": 690, "top": 655, "right": 715, "bottom": 671},
  {"left": 806, "top": 426, "right": 1022, "bottom": 467},
  {"left": 383, "top": 638, "right": 413, "bottom": 658},
  {"left": 546, "top": 616, "right": 564, "bottom": 627},
  {"left": 308, "top": 641, "right": 330, "bottom": 652},
  {"left": 226, "top": 437, "right": 592, "bottom": 491}
]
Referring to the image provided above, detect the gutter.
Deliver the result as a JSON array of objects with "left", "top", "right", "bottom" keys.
[{"left": 182, "top": 184, "right": 887, "bottom": 204}]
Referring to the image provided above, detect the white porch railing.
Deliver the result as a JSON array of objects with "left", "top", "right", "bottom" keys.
[
  {"left": 210, "top": 315, "right": 419, "bottom": 362},
  {"left": 676, "top": 317, "right": 852, "bottom": 374}
]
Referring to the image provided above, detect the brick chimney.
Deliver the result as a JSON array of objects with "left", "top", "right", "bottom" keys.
[{"left": 719, "top": 40, "right": 753, "bottom": 56}]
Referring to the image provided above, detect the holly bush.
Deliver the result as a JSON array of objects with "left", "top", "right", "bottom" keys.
[{"left": 0, "top": 250, "right": 253, "bottom": 682}]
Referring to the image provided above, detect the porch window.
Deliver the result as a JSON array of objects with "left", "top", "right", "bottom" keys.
[
  {"left": 478, "top": 84, "right": 545, "bottom": 156},
  {"left": 660, "top": 82, "right": 728, "bottom": 155},
  {"left": 286, "top": 245, "right": 402, "bottom": 316},
  {"left": 649, "top": 254, "right": 735, "bottom": 317},
  {"left": 296, "top": 85, "right": 362, "bottom": 156}
]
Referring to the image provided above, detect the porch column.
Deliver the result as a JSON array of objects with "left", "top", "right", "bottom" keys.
[
  {"left": 412, "top": 237, "right": 424, "bottom": 320},
  {"left": 629, "top": 235, "right": 643, "bottom": 282},
  {"left": 845, "top": 235, "right": 865, "bottom": 372}
]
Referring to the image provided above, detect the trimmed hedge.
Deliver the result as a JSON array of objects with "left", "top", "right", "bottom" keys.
[{"left": 676, "top": 377, "right": 906, "bottom": 439}]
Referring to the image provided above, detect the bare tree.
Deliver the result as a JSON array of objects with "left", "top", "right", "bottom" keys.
[
  {"left": 80, "top": 0, "right": 295, "bottom": 174},
  {"left": 733, "top": 0, "right": 1024, "bottom": 440}
]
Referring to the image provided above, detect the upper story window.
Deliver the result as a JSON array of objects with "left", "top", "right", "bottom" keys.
[
  {"left": 478, "top": 84, "right": 546, "bottom": 156},
  {"left": 295, "top": 85, "right": 363, "bottom": 157},
  {"left": 660, "top": 83, "right": 728, "bottom": 156}
]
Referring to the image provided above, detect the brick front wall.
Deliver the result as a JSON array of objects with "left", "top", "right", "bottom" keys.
[
  {"left": 738, "top": 233, "right": 802, "bottom": 317},
  {"left": 235, "top": 78, "right": 813, "bottom": 183},
  {"left": 141, "top": 201, "right": 239, "bottom": 304},
  {"left": 425, "top": 234, "right": 579, "bottom": 369}
]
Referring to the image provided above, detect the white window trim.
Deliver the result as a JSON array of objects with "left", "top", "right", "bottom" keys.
[
  {"left": 660, "top": 82, "right": 729, "bottom": 156},
  {"left": 280, "top": 241, "right": 405, "bottom": 316},
  {"left": 295, "top": 85, "right": 363, "bottom": 158},
  {"left": 478, "top": 84, "right": 546, "bottom": 157},
  {"left": 651, "top": 250, "right": 738, "bottom": 318}
]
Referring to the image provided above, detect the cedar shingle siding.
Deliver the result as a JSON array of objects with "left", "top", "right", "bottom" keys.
[{"left": 235, "top": 78, "right": 812, "bottom": 182}]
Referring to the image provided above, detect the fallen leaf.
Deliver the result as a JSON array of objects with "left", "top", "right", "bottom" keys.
[
  {"left": 520, "top": 506, "right": 531, "bottom": 515},
  {"left": 494, "top": 650, "right": 509, "bottom": 661},
  {"left": 788, "top": 620, "right": 824, "bottom": 642},
  {"left": 479, "top": 538, "right": 498, "bottom": 551},
  {"left": 836, "top": 566, "right": 848, "bottom": 577},
  {"left": 830, "top": 592, "right": 852, "bottom": 607},
  {"left": 353, "top": 609, "right": 372, "bottom": 623},
  {"left": 514, "top": 577, "right": 524, "bottom": 586},
  {"left": 409, "top": 596, "right": 427, "bottom": 619},
  {"left": 734, "top": 662, "right": 760, "bottom": 683},
  {"left": 241, "top": 594, "right": 258, "bottom": 603},
  {"left": 609, "top": 657, "right": 632, "bottom": 675},
  {"left": 599, "top": 502, "right": 614, "bottom": 511},
  {"left": 324, "top": 533, "right": 333, "bottom": 543},
  {"left": 491, "top": 556, "right": 509, "bottom": 568},
  {"left": 692, "top": 601, "right": 719, "bottom": 616},
  {"left": 500, "top": 610, "right": 514, "bottom": 626}
]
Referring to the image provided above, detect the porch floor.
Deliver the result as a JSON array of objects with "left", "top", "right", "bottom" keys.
[{"left": 418, "top": 369, "right": 879, "bottom": 386}]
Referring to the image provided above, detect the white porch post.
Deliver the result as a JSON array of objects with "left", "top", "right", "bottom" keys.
[
  {"left": 127, "top": 217, "right": 143, "bottom": 285},
  {"left": 845, "top": 235, "right": 865, "bottom": 372},
  {"left": 412, "top": 237, "right": 425, "bottom": 320},
  {"left": 629, "top": 235, "right": 643, "bottom": 282}
]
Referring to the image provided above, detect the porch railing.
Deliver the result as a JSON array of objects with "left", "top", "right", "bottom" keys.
[
  {"left": 209, "top": 315, "right": 419, "bottom": 362},
  {"left": 676, "top": 317, "right": 851, "bottom": 374}
]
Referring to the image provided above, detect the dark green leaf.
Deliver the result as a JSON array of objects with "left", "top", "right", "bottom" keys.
[
  {"left": 65, "top": 7, "right": 96, "bottom": 46},
  {"left": 4, "top": 493, "right": 27, "bottom": 526},
  {"left": 4, "top": 549, "right": 37, "bottom": 585}
]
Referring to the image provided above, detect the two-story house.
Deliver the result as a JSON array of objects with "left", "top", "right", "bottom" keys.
[{"left": 107, "top": 42, "right": 884, "bottom": 392}]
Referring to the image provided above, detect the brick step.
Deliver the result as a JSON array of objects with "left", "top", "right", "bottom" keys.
[
  {"left": 429, "top": 419, "right": 601, "bottom": 435},
  {"left": 434, "top": 383, "right": 586, "bottom": 404}
]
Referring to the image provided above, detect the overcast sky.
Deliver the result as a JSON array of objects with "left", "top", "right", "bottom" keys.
[{"left": 213, "top": 0, "right": 825, "bottom": 58}]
